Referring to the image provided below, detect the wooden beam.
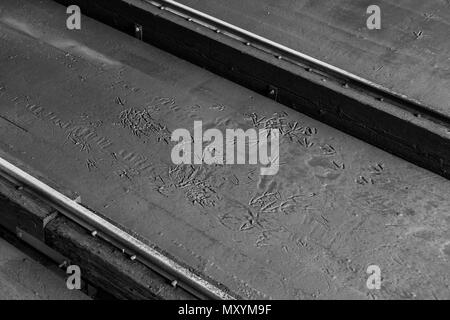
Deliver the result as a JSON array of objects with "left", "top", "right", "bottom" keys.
[
  {"left": 0, "top": 160, "right": 193, "bottom": 300},
  {"left": 44, "top": 215, "right": 194, "bottom": 300}
]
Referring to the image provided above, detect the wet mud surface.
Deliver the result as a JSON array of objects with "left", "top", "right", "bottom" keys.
[
  {"left": 0, "top": 0, "right": 449, "bottom": 299},
  {"left": 179, "top": 0, "right": 450, "bottom": 118}
]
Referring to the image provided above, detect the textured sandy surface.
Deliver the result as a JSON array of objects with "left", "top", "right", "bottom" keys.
[{"left": 0, "top": 0, "right": 449, "bottom": 299}]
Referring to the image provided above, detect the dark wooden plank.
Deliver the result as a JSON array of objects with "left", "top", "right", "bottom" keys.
[
  {"left": 0, "top": 174, "right": 56, "bottom": 240},
  {"left": 44, "top": 216, "right": 194, "bottom": 300},
  {"left": 0, "top": 173, "right": 192, "bottom": 300},
  {"left": 0, "top": 230, "right": 89, "bottom": 300}
]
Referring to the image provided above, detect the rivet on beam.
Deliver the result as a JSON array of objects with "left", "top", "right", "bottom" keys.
[{"left": 134, "top": 24, "right": 143, "bottom": 41}]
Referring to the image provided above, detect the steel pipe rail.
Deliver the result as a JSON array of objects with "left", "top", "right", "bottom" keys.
[
  {"left": 0, "top": 156, "right": 235, "bottom": 300},
  {"left": 143, "top": 0, "right": 449, "bottom": 123}
]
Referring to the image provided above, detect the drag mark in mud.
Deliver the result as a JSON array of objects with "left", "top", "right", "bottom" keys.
[
  {"left": 66, "top": 127, "right": 92, "bottom": 153},
  {"left": 119, "top": 107, "right": 171, "bottom": 143},
  {"left": 321, "top": 144, "right": 336, "bottom": 156},
  {"left": 245, "top": 111, "right": 318, "bottom": 144},
  {"left": 162, "top": 164, "right": 219, "bottom": 207},
  {"left": 24, "top": 102, "right": 161, "bottom": 185},
  {"left": 112, "top": 149, "right": 155, "bottom": 181},
  {"left": 115, "top": 96, "right": 125, "bottom": 107},
  {"left": 27, "top": 104, "right": 114, "bottom": 153},
  {"left": 25, "top": 99, "right": 223, "bottom": 206},
  {"left": 356, "top": 162, "right": 386, "bottom": 186},
  {"left": 245, "top": 110, "right": 346, "bottom": 182},
  {"left": 219, "top": 190, "right": 301, "bottom": 236},
  {"left": 86, "top": 158, "right": 97, "bottom": 171},
  {"left": 24, "top": 98, "right": 341, "bottom": 253},
  {"left": 0, "top": 114, "right": 28, "bottom": 132}
]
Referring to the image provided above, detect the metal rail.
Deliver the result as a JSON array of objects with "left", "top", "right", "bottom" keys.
[
  {"left": 142, "top": 0, "right": 448, "bottom": 123},
  {"left": 0, "top": 156, "right": 235, "bottom": 300}
]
